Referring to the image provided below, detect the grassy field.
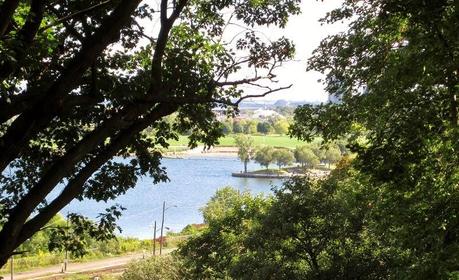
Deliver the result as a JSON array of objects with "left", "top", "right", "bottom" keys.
[
  {"left": 0, "top": 238, "right": 151, "bottom": 274},
  {"left": 0, "top": 235, "right": 188, "bottom": 275},
  {"left": 168, "top": 134, "right": 313, "bottom": 149}
]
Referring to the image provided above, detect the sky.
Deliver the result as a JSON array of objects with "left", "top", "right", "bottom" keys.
[
  {"left": 255, "top": 0, "right": 347, "bottom": 102},
  {"left": 143, "top": 0, "right": 348, "bottom": 103}
]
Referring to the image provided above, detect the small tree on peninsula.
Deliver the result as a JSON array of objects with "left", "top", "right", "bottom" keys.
[{"left": 234, "top": 134, "right": 255, "bottom": 173}]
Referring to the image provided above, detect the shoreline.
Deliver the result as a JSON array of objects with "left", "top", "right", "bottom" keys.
[{"left": 165, "top": 146, "right": 238, "bottom": 158}]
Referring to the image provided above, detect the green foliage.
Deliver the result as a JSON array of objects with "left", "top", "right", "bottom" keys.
[
  {"left": 179, "top": 187, "right": 271, "bottom": 279},
  {"left": 232, "top": 121, "right": 243, "bottom": 134},
  {"left": 48, "top": 206, "right": 125, "bottom": 257},
  {"left": 273, "top": 118, "right": 290, "bottom": 135},
  {"left": 254, "top": 146, "right": 275, "bottom": 169},
  {"left": 167, "top": 134, "right": 308, "bottom": 148},
  {"left": 234, "top": 134, "right": 255, "bottom": 173},
  {"left": 201, "top": 187, "right": 244, "bottom": 224},
  {"left": 243, "top": 120, "right": 258, "bottom": 134},
  {"left": 234, "top": 173, "right": 389, "bottom": 279},
  {"left": 288, "top": 0, "right": 459, "bottom": 278},
  {"left": 294, "top": 145, "right": 319, "bottom": 168},
  {"left": 120, "top": 255, "right": 186, "bottom": 280},
  {"left": 272, "top": 148, "right": 294, "bottom": 169},
  {"left": 177, "top": 224, "right": 207, "bottom": 236},
  {"left": 178, "top": 167, "right": 391, "bottom": 279},
  {"left": 1, "top": 228, "right": 150, "bottom": 274},
  {"left": 220, "top": 121, "right": 233, "bottom": 135},
  {"left": 256, "top": 121, "right": 273, "bottom": 134},
  {"left": 324, "top": 145, "right": 341, "bottom": 167},
  {"left": 0, "top": 0, "right": 300, "bottom": 261}
]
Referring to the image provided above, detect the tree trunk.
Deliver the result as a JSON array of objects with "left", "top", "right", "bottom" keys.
[
  {"left": 0, "top": 0, "right": 20, "bottom": 37},
  {"left": 0, "top": 253, "right": 10, "bottom": 268},
  {"left": 244, "top": 160, "right": 248, "bottom": 173},
  {"left": 0, "top": 105, "right": 177, "bottom": 268}
]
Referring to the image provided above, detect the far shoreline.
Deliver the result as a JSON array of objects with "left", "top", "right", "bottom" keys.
[{"left": 165, "top": 146, "right": 238, "bottom": 158}]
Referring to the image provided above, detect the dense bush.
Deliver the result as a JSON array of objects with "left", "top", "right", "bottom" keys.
[
  {"left": 177, "top": 162, "right": 392, "bottom": 279},
  {"left": 121, "top": 255, "right": 187, "bottom": 280}
]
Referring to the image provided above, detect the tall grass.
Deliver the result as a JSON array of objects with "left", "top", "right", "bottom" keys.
[{"left": 0, "top": 237, "right": 151, "bottom": 274}]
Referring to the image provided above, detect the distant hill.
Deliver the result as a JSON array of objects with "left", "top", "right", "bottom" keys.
[{"left": 238, "top": 99, "right": 318, "bottom": 110}]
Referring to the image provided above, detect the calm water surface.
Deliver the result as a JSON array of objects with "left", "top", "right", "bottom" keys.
[{"left": 61, "top": 156, "right": 282, "bottom": 239}]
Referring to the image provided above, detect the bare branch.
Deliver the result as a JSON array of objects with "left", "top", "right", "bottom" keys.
[
  {"left": 215, "top": 76, "right": 263, "bottom": 87},
  {"left": 151, "top": 0, "right": 188, "bottom": 85},
  {"left": 233, "top": 84, "right": 293, "bottom": 106},
  {"left": 216, "top": 58, "right": 251, "bottom": 81}
]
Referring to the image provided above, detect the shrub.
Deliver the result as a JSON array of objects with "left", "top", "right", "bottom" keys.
[{"left": 120, "top": 255, "right": 186, "bottom": 280}]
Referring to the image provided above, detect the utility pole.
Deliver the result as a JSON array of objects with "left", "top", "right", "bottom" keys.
[
  {"left": 10, "top": 255, "right": 13, "bottom": 280},
  {"left": 63, "top": 212, "right": 69, "bottom": 273},
  {"left": 160, "top": 201, "right": 165, "bottom": 255},
  {"left": 153, "top": 221, "right": 156, "bottom": 256}
]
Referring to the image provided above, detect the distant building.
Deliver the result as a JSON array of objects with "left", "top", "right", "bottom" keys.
[
  {"left": 252, "top": 109, "right": 283, "bottom": 119},
  {"left": 274, "top": 99, "right": 289, "bottom": 107}
]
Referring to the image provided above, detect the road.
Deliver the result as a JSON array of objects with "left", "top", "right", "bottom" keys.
[{"left": 1, "top": 249, "right": 175, "bottom": 280}]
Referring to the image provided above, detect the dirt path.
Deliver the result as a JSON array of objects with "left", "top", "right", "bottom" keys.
[{"left": 1, "top": 249, "right": 175, "bottom": 280}]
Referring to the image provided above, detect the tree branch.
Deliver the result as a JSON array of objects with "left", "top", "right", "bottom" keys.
[
  {"left": 39, "top": 0, "right": 113, "bottom": 32},
  {"left": 233, "top": 85, "right": 293, "bottom": 106},
  {"left": 0, "top": 0, "right": 20, "bottom": 37},
  {"left": 18, "top": 0, "right": 44, "bottom": 44},
  {"left": 215, "top": 76, "right": 263, "bottom": 87},
  {"left": 168, "top": 0, "right": 187, "bottom": 24},
  {"left": 13, "top": 104, "right": 179, "bottom": 248},
  {"left": 151, "top": 0, "right": 188, "bottom": 86},
  {"left": 0, "top": 0, "right": 45, "bottom": 82},
  {"left": 0, "top": 0, "right": 142, "bottom": 173},
  {"left": 160, "top": 0, "right": 168, "bottom": 25}
]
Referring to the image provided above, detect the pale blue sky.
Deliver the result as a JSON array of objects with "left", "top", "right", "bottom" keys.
[
  {"left": 254, "top": 0, "right": 347, "bottom": 102},
  {"left": 143, "top": 0, "right": 347, "bottom": 102}
]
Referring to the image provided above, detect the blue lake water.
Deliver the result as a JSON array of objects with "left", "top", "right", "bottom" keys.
[{"left": 61, "top": 156, "right": 283, "bottom": 239}]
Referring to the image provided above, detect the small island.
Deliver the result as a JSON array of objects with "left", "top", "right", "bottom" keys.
[{"left": 231, "top": 135, "right": 340, "bottom": 179}]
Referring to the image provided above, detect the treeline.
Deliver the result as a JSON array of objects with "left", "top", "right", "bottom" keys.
[
  {"left": 220, "top": 117, "right": 290, "bottom": 135},
  {"left": 235, "top": 134, "right": 345, "bottom": 172}
]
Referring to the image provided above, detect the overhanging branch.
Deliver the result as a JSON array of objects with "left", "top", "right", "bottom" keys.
[
  {"left": 233, "top": 84, "right": 293, "bottom": 106},
  {"left": 14, "top": 104, "right": 179, "bottom": 247},
  {"left": 40, "top": 0, "right": 113, "bottom": 32}
]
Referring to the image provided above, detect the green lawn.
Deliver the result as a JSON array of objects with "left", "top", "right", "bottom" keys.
[{"left": 168, "top": 134, "right": 312, "bottom": 149}]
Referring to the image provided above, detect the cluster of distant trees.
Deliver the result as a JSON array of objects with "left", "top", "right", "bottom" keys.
[
  {"left": 254, "top": 146, "right": 294, "bottom": 170},
  {"left": 294, "top": 143, "right": 342, "bottom": 169},
  {"left": 234, "top": 134, "right": 345, "bottom": 173},
  {"left": 150, "top": 115, "right": 291, "bottom": 137},
  {"left": 221, "top": 117, "right": 290, "bottom": 135}
]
